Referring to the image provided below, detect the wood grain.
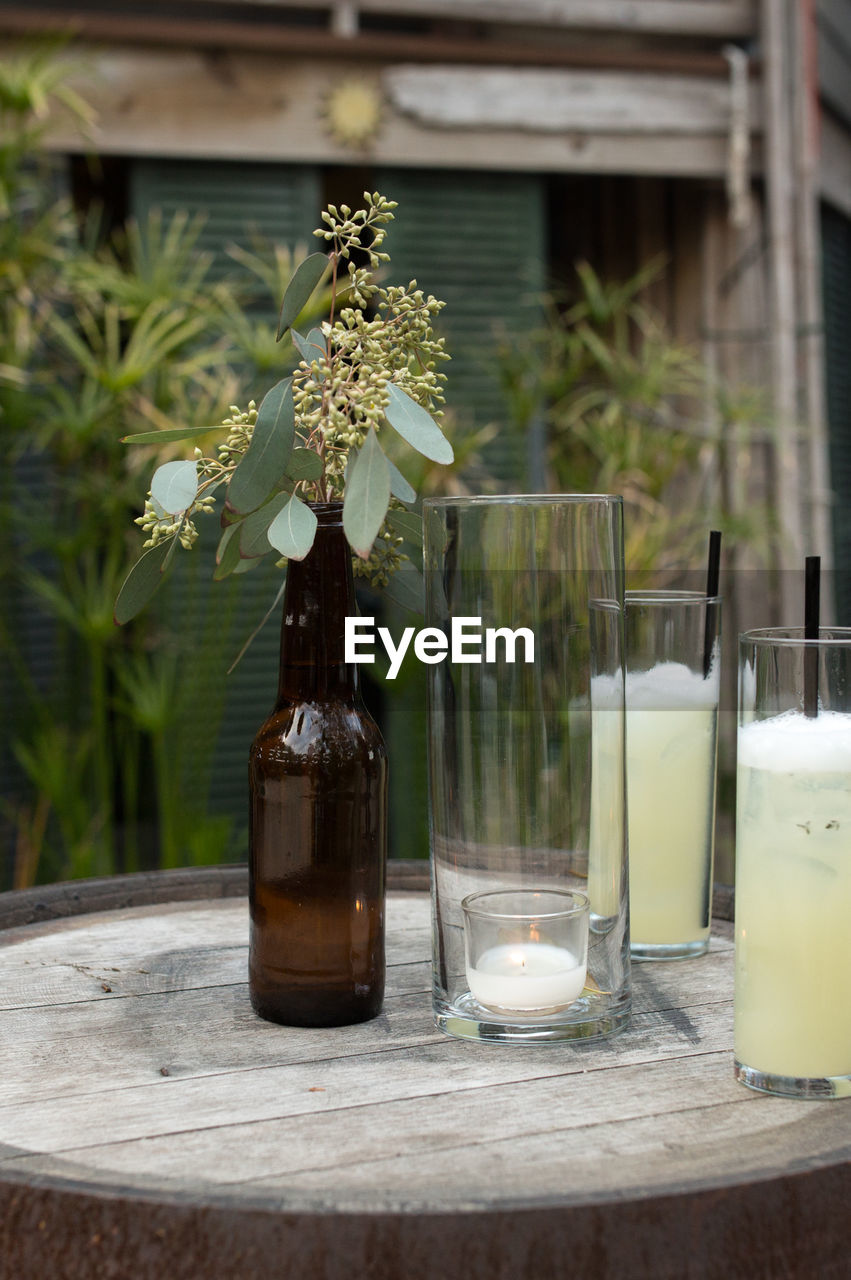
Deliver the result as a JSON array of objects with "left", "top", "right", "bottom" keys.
[
  {"left": 385, "top": 66, "right": 760, "bottom": 135},
  {"left": 190, "top": 0, "right": 758, "bottom": 38},
  {"left": 0, "top": 874, "right": 847, "bottom": 1279},
  {"left": 28, "top": 47, "right": 740, "bottom": 177}
]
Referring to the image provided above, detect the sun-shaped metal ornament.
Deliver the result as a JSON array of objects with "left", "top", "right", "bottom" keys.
[{"left": 323, "top": 77, "right": 383, "bottom": 149}]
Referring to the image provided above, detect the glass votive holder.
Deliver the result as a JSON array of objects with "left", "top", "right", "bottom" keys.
[{"left": 462, "top": 889, "right": 589, "bottom": 1017}]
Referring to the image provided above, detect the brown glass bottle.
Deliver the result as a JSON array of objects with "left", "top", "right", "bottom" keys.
[{"left": 248, "top": 503, "right": 388, "bottom": 1027}]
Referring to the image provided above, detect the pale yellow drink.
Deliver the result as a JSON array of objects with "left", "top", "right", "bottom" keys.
[
  {"left": 587, "top": 700, "right": 625, "bottom": 923},
  {"left": 625, "top": 663, "right": 718, "bottom": 953},
  {"left": 735, "top": 710, "right": 851, "bottom": 1081}
]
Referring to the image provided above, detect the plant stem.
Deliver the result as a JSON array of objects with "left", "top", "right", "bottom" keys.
[{"left": 317, "top": 249, "right": 342, "bottom": 502}]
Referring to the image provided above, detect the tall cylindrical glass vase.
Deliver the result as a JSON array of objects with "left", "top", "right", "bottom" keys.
[{"left": 424, "top": 496, "right": 630, "bottom": 1044}]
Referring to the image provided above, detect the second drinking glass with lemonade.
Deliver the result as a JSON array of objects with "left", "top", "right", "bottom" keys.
[{"left": 622, "top": 589, "right": 722, "bottom": 961}]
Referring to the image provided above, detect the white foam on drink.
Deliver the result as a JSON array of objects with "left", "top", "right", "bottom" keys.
[
  {"left": 589, "top": 672, "right": 623, "bottom": 710},
  {"left": 592, "top": 662, "right": 717, "bottom": 710},
  {"left": 626, "top": 661, "right": 718, "bottom": 710},
  {"left": 738, "top": 708, "right": 851, "bottom": 772}
]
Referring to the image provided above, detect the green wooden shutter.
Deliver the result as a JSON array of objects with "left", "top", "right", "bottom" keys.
[
  {"left": 373, "top": 169, "right": 547, "bottom": 860},
  {"left": 130, "top": 159, "right": 321, "bottom": 842},
  {"left": 822, "top": 202, "right": 851, "bottom": 622},
  {"left": 131, "top": 159, "right": 320, "bottom": 279}
]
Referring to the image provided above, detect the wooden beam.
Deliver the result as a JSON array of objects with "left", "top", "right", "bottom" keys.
[
  {"left": 0, "top": 11, "right": 735, "bottom": 75},
  {"left": 795, "top": 0, "right": 834, "bottom": 580},
  {"left": 762, "top": 0, "right": 805, "bottom": 593},
  {"left": 171, "top": 0, "right": 760, "bottom": 38},
  {"left": 363, "top": 0, "right": 758, "bottom": 34},
  {"left": 384, "top": 66, "right": 760, "bottom": 136},
  {"left": 33, "top": 47, "right": 741, "bottom": 178}
]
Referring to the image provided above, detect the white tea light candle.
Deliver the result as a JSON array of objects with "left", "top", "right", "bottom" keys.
[
  {"left": 467, "top": 942, "right": 586, "bottom": 1013},
  {"left": 462, "top": 888, "right": 589, "bottom": 1017}
]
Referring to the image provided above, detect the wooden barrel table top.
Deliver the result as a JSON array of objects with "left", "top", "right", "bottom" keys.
[{"left": 0, "top": 865, "right": 848, "bottom": 1280}]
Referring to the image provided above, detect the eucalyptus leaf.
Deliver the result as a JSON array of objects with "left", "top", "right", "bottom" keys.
[
  {"left": 343, "top": 427, "right": 390, "bottom": 560},
  {"left": 150, "top": 459, "right": 198, "bottom": 515},
  {"left": 285, "top": 447, "right": 324, "bottom": 482},
  {"left": 114, "top": 540, "right": 172, "bottom": 625},
  {"left": 227, "top": 579, "right": 286, "bottom": 674},
  {"left": 162, "top": 526, "right": 184, "bottom": 572},
  {"left": 213, "top": 527, "right": 243, "bottom": 580},
  {"left": 122, "top": 425, "right": 222, "bottom": 445},
  {"left": 385, "top": 508, "right": 423, "bottom": 547},
  {"left": 234, "top": 555, "right": 264, "bottom": 574},
  {"left": 239, "top": 490, "right": 292, "bottom": 559},
  {"left": 276, "top": 253, "right": 329, "bottom": 340},
  {"left": 383, "top": 563, "right": 425, "bottom": 614},
  {"left": 216, "top": 521, "right": 239, "bottom": 564},
  {"left": 292, "top": 327, "right": 327, "bottom": 380},
  {"left": 384, "top": 384, "right": 454, "bottom": 464},
  {"left": 267, "top": 494, "right": 318, "bottom": 560},
  {"left": 227, "top": 377, "right": 295, "bottom": 514},
  {"left": 387, "top": 457, "right": 416, "bottom": 506}
]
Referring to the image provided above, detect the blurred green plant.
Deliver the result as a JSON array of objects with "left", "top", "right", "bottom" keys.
[
  {"left": 0, "top": 49, "right": 327, "bottom": 887},
  {"left": 499, "top": 260, "right": 777, "bottom": 574}
]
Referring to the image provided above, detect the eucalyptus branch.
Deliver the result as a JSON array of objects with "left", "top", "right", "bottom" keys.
[{"left": 118, "top": 191, "right": 453, "bottom": 624}]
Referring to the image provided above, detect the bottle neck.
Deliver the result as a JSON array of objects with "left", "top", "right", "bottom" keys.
[{"left": 276, "top": 503, "right": 360, "bottom": 703}]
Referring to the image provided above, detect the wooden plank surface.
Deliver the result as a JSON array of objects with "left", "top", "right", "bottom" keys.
[
  {"left": 0, "top": 875, "right": 848, "bottom": 1279},
  {"left": 180, "top": 0, "right": 759, "bottom": 38},
  {"left": 27, "top": 48, "right": 739, "bottom": 177},
  {"left": 384, "top": 66, "right": 761, "bottom": 135}
]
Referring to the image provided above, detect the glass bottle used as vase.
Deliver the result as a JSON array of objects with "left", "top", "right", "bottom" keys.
[{"left": 249, "top": 502, "right": 388, "bottom": 1027}]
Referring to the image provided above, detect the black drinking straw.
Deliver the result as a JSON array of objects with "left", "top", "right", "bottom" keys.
[
  {"left": 804, "top": 555, "right": 820, "bottom": 718},
  {"left": 702, "top": 530, "right": 722, "bottom": 679}
]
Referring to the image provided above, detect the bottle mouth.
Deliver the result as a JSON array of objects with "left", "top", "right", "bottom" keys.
[{"left": 307, "top": 500, "right": 344, "bottom": 525}]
